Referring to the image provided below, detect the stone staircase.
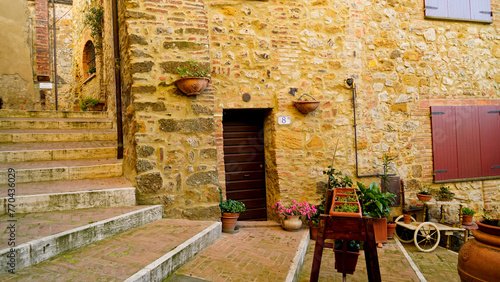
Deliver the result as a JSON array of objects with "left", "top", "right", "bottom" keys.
[{"left": 0, "top": 110, "right": 220, "bottom": 279}]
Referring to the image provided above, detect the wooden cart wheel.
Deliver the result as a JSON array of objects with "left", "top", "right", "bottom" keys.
[
  {"left": 414, "top": 222, "right": 440, "bottom": 252},
  {"left": 394, "top": 215, "right": 416, "bottom": 243}
]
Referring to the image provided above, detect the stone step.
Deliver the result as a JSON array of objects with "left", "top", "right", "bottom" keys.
[
  {"left": 0, "top": 141, "right": 117, "bottom": 162},
  {"left": 0, "top": 205, "right": 164, "bottom": 274},
  {"left": 0, "top": 219, "right": 220, "bottom": 279},
  {"left": 0, "top": 129, "right": 117, "bottom": 143},
  {"left": 0, "top": 117, "right": 113, "bottom": 130},
  {"left": 0, "top": 109, "right": 108, "bottom": 119},
  {"left": 0, "top": 158, "right": 123, "bottom": 184}
]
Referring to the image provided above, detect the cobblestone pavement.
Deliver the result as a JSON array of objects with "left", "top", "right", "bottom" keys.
[
  {"left": 173, "top": 223, "right": 307, "bottom": 282},
  {"left": 0, "top": 219, "right": 213, "bottom": 281}
]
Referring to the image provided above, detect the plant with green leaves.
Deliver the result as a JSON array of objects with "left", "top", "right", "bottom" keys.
[
  {"left": 219, "top": 188, "right": 245, "bottom": 213},
  {"left": 333, "top": 202, "right": 359, "bottom": 213},
  {"left": 357, "top": 181, "right": 396, "bottom": 219},
  {"left": 418, "top": 185, "right": 435, "bottom": 195},
  {"left": 462, "top": 207, "right": 475, "bottom": 216},
  {"left": 88, "top": 66, "right": 96, "bottom": 75},
  {"left": 323, "top": 166, "right": 353, "bottom": 189},
  {"left": 380, "top": 153, "right": 396, "bottom": 191},
  {"left": 436, "top": 185, "right": 455, "bottom": 201},
  {"left": 482, "top": 206, "right": 500, "bottom": 227},
  {"left": 176, "top": 59, "right": 210, "bottom": 77},
  {"left": 79, "top": 97, "right": 99, "bottom": 111},
  {"left": 334, "top": 240, "right": 361, "bottom": 252},
  {"left": 84, "top": 5, "right": 104, "bottom": 54}
]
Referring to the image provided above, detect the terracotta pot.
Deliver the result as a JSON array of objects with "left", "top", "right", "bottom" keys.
[
  {"left": 462, "top": 215, "right": 473, "bottom": 225},
  {"left": 221, "top": 212, "right": 239, "bottom": 231},
  {"left": 372, "top": 217, "right": 387, "bottom": 244},
  {"left": 174, "top": 77, "right": 210, "bottom": 95},
  {"left": 403, "top": 214, "right": 411, "bottom": 224},
  {"left": 458, "top": 220, "right": 500, "bottom": 281},
  {"left": 387, "top": 222, "right": 397, "bottom": 239},
  {"left": 417, "top": 193, "right": 432, "bottom": 202},
  {"left": 309, "top": 223, "right": 319, "bottom": 240},
  {"left": 334, "top": 250, "right": 360, "bottom": 275},
  {"left": 281, "top": 215, "right": 303, "bottom": 231},
  {"left": 292, "top": 100, "right": 321, "bottom": 114}
]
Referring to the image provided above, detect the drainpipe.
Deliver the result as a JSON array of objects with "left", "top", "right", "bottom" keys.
[
  {"left": 52, "top": 0, "right": 58, "bottom": 110},
  {"left": 112, "top": 0, "right": 123, "bottom": 159},
  {"left": 349, "top": 78, "right": 395, "bottom": 178}
]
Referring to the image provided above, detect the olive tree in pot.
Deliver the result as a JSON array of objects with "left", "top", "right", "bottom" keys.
[
  {"left": 219, "top": 189, "right": 245, "bottom": 233},
  {"left": 357, "top": 181, "right": 396, "bottom": 247}
]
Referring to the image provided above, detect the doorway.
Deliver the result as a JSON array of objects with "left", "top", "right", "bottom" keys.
[{"left": 223, "top": 109, "right": 267, "bottom": 220}]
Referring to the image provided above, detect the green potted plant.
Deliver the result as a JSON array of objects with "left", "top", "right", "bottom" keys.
[
  {"left": 436, "top": 185, "right": 455, "bottom": 201},
  {"left": 357, "top": 181, "right": 396, "bottom": 246},
  {"left": 333, "top": 240, "right": 361, "bottom": 275},
  {"left": 79, "top": 97, "right": 99, "bottom": 111},
  {"left": 462, "top": 207, "right": 475, "bottom": 225},
  {"left": 219, "top": 189, "right": 245, "bottom": 233},
  {"left": 175, "top": 59, "right": 211, "bottom": 95},
  {"left": 417, "top": 185, "right": 434, "bottom": 202}
]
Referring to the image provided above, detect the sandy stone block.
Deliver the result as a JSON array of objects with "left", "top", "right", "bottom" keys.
[
  {"left": 277, "top": 130, "right": 303, "bottom": 149},
  {"left": 306, "top": 135, "right": 324, "bottom": 149},
  {"left": 493, "top": 45, "right": 500, "bottom": 58},
  {"left": 391, "top": 103, "right": 407, "bottom": 112}
]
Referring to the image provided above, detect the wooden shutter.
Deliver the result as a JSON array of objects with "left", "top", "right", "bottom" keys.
[
  {"left": 425, "top": 0, "right": 448, "bottom": 18},
  {"left": 455, "top": 106, "right": 482, "bottom": 179},
  {"left": 431, "top": 106, "right": 459, "bottom": 181},
  {"left": 448, "top": 0, "right": 471, "bottom": 19},
  {"left": 479, "top": 106, "right": 500, "bottom": 177},
  {"left": 470, "top": 0, "right": 492, "bottom": 22}
]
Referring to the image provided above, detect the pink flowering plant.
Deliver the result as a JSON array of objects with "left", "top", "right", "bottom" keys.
[{"left": 272, "top": 201, "right": 317, "bottom": 220}]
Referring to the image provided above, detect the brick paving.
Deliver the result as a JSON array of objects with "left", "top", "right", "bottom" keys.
[
  {"left": 403, "top": 242, "right": 460, "bottom": 282},
  {"left": 0, "top": 219, "right": 213, "bottom": 281},
  {"left": 0, "top": 206, "right": 147, "bottom": 246},
  {"left": 174, "top": 223, "right": 307, "bottom": 282}
]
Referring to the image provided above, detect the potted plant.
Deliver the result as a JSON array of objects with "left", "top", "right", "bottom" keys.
[
  {"left": 330, "top": 188, "right": 362, "bottom": 218},
  {"left": 436, "top": 185, "right": 455, "bottom": 201},
  {"left": 333, "top": 240, "right": 361, "bottom": 275},
  {"left": 272, "top": 201, "right": 317, "bottom": 231},
  {"left": 462, "top": 207, "right": 475, "bottom": 225},
  {"left": 175, "top": 59, "right": 210, "bottom": 95},
  {"left": 357, "top": 181, "right": 396, "bottom": 246},
  {"left": 417, "top": 186, "right": 434, "bottom": 202},
  {"left": 292, "top": 94, "right": 321, "bottom": 114},
  {"left": 458, "top": 207, "right": 500, "bottom": 281},
  {"left": 79, "top": 97, "right": 99, "bottom": 111},
  {"left": 219, "top": 189, "right": 246, "bottom": 233},
  {"left": 323, "top": 166, "right": 353, "bottom": 189}
]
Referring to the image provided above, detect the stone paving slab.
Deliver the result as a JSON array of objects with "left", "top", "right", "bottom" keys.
[
  {"left": 0, "top": 206, "right": 148, "bottom": 246},
  {"left": 0, "top": 141, "right": 116, "bottom": 151},
  {"left": 0, "top": 219, "right": 214, "bottom": 281},
  {"left": 172, "top": 224, "right": 308, "bottom": 282},
  {"left": 0, "top": 158, "right": 123, "bottom": 170},
  {"left": 403, "top": 242, "right": 460, "bottom": 282}
]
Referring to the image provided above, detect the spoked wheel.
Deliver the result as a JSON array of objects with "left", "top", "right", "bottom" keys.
[
  {"left": 394, "top": 215, "right": 416, "bottom": 243},
  {"left": 414, "top": 222, "right": 440, "bottom": 252}
]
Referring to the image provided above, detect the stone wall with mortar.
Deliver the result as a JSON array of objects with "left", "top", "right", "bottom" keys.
[
  {"left": 0, "top": 0, "right": 35, "bottom": 110},
  {"left": 122, "top": 0, "right": 500, "bottom": 221}
]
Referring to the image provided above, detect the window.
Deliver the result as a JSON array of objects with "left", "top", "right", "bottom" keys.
[
  {"left": 425, "top": 0, "right": 492, "bottom": 23},
  {"left": 83, "top": 40, "right": 96, "bottom": 78},
  {"left": 431, "top": 105, "right": 500, "bottom": 182}
]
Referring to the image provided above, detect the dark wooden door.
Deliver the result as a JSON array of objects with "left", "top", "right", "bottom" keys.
[{"left": 223, "top": 110, "right": 267, "bottom": 220}]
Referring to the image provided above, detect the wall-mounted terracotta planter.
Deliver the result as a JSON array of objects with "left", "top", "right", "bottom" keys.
[
  {"left": 174, "top": 77, "right": 210, "bottom": 95},
  {"left": 293, "top": 94, "right": 321, "bottom": 114}
]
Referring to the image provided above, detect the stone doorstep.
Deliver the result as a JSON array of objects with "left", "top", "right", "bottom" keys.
[
  {"left": 0, "top": 119, "right": 113, "bottom": 130},
  {"left": 0, "top": 129, "right": 117, "bottom": 143},
  {"left": 0, "top": 109, "right": 108, "bottom": 119},
  {"left": 0, "top": 146, "right": 116, "bottom": 163},
  {"left": 0, "top": 159, "right": 123, "bottom": 184},
  {"left": 0, "top": 187, "right": 136, "bottom": 214},
  {"left": 0, "top": 205, "right": 163, "bottom": 274}
]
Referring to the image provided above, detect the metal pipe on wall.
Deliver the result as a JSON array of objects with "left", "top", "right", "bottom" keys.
[
  {"left": 52, "top": 0, "right": 58, "bottom": 110},
  {"left": 112, "top": 0, "right": 124, "bottom": 159}
]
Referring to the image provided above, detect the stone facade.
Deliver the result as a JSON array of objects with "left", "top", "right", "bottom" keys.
[{"left": 120, "top": 0, "right": 500, "bottom": 221}]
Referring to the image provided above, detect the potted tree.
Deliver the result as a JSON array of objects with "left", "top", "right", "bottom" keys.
[
  {"left": 219, "top": 189, "right": 245, "bottom": 233},
  {"left": 357, "top": 181, "right": 396, "bottom": 246},
  {"left": 462, "top": 207, "right": 475, "bottom": 225},
  {"left": 175, "top": 59, "right": 210, "bottom": 95}
]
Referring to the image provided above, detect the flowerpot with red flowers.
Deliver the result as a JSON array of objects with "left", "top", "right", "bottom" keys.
[{"left": 273, "top": 201, "right": 317, "bottom": 231}]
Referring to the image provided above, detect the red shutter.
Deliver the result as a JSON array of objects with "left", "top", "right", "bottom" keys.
[
  {"left": 456, "top": 106, "right": 482, "bottom": 179},
  {"left": 425, "top": 0, "right": 449, "bottom": 18},
  {"left": 431, "top": 106, "right": 459, "bottom": 181},
  {"left": 479, "top": 106, "right": 500, "bottom": 177},
  {"left": 448, "top": 0, "right": 471, "bottom": 19},
  {"left": 470, "top": 0, "right": 492, "bottom": 22}
]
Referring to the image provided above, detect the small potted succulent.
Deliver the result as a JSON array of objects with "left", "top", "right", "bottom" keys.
[
  {"left": 436, "top": 185, "right": 455, "bottom": 201},
  {"left": 462, "top": 207, "right": 475, "bottom": 225},
  {"left": 175, "top": 59, "right": 210, "bottom": 95},
  {"left": 219, "top": 189, "right": 246, "bottom": 233}
]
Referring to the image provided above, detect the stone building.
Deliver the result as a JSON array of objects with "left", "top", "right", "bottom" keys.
[{"left": 2, "top": 0, "right": 500, "bottom": 222}]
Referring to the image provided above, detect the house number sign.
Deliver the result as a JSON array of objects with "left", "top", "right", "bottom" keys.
[{"left": 278, "top": 116, "right": 291, "bottom": 125}]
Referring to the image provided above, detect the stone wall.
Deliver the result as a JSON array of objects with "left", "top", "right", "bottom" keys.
[
  {"left": 0, "top": 0, "right": 35, "bottom": 110},
  {"left": 122, "top": 0, "right": 500, "bottom": 221}
]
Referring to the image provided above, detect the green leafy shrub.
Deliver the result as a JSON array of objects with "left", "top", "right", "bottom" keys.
[
  {"left": 79, "top": 97, "right": 99, "bottom": 111},
  {"left": 84, "top": 6, "right": 104, "bottom": 54},
  {"left": 176, "top": 60, "right": 210, "bottom": 77},
  {"left": 462, "top": 207, "right": 475, "bottom": 216},
  {"left": 357, "top": 182, "right": 396, "bottom": 219},
  {"left": 219, "top": 188, "right": 245, "bottom": 213}
]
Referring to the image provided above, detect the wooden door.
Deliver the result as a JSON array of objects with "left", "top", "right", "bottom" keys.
[{"left": 223, "top": 110, "right": 267, "bottom": 220}]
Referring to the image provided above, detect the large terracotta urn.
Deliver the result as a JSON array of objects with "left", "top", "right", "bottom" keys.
[{"left": 458, "top": 220, "right": 500, "bottom": 281}]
